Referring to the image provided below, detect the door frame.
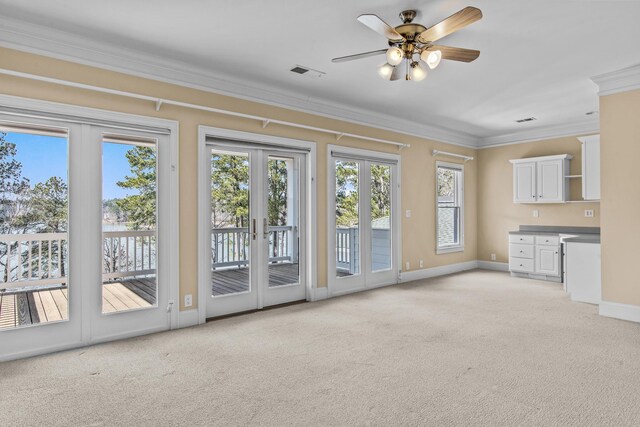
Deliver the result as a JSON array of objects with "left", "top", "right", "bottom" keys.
[
  {"left": 0, "top": 94, "right": 180, "bottom": 361},
  {"left": 197, "top": 126, "right": 317, "bottom": 324},
  {"left": 326, "top": 145, "right": 402, "bottom": 297}
]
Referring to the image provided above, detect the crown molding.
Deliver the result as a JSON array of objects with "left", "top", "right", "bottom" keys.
[
  {"left": 478, "top": 118, "right": 600, "bottom": 149},
  {"left": 592, "top": 63, "right": 640, "bottom": 96},
  {"left": 0, "top": 16, "right": 480, "bottom": 148}
]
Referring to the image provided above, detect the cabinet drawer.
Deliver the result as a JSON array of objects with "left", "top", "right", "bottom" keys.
[
  {"left": 509, "top": 257, "right": 534, "bottom": 273},
  {"left": 535, "top": 235, "right": 559, "bottom": 246},
  {"left": 509, "top": 234, "right": 534, "bottom": 244},
  {"left": 509, "top": 243, "right": 534, "bottom": 259}
]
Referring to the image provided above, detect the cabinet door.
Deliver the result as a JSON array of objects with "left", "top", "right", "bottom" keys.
[
  {"left": 537, "top": 159, "right": 563, "bottom": 202},
  {"left": 513, "top": 162, "right": 536, "bottom": 203},
  {"left": 581, "top": 136, "right": 600, "bottom": 200},
  {"left": 535, "top": 245, "right": 560, "bottom": 276}
]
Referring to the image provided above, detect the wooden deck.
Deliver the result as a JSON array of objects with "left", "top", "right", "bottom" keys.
[
  {"left": 0, "top": 277, "right": 156, "bottom": 329},
  {"left": 212, "top": 263, "right": 299, "bottom": 296}
]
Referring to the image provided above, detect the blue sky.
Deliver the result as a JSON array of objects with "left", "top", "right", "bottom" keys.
[{"left": 6, "top": 132, "right": 137, "bottom": 200}]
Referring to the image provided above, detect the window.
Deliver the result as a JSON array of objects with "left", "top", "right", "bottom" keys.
[{"left": 436, "top": 162, "right": 464, "bottom": 253}]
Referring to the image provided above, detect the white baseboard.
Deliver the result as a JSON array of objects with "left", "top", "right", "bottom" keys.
[
  {"left": 311, "top": 286, "right": 328, "bottom": 301},
  {"left": 399, "top": 261, "right": 478, "bottom": 283},
  {"left": 177, "top": 308, "right": 200, "bottom": 328},
  {"left": 477, "top": 261, "right": 509, "bottom": 272},
  {"left": 599, "top": 301, "right": 640, "bottom": 324}
]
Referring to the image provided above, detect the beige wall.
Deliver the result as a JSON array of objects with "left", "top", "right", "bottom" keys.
[
  {"left": 0, "top": 47, "right": 477, "bottom": 311},
  {"left": 477, "top": 136, "right": 600, "bottom": 262},
  {"left": 600, "top": 89, "right": 640, "bottom": 306}
]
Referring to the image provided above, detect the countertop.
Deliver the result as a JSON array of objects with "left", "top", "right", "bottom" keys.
[
  {"left": 509, "top": 225, "right": 600, "bottom": 236},
  {"left": 563, "top": 235, "right": 601, "bottom": 244}
]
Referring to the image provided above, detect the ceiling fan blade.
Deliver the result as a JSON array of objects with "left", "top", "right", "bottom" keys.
[
  {"left": 427, "top": 45, "right": 480, "bottom": 62},
  {"left": 332, "top": 49, "right": 388, "bottom": 63},
  {"left": 418, "top": 6, "right": 482, "bottom": 43},
  {"left": 390, "top": 64, "right": 403, "bottom": 81},
  {"left": 357, "top": 14, "right": 404, "bottom": 42}
]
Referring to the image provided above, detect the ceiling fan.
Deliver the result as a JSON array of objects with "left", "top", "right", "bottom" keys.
[{"left": 332, "top": 7, "right": 482, "bottom": 81}]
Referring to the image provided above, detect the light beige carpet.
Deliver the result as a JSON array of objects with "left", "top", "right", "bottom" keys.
[{"left": 1, "top": 270, "right": 640, "bottom": 426}]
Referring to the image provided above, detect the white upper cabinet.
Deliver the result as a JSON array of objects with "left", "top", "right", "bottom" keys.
[
  {"left": 513, "top": 162, "right": 536, "bottom": 202},
  {"left": 537, "top": 158, "right": 564, "bottom": 202},
  {"left": 578, "top": 135, "right": 600, "bottom": 200},
  {"left": 510, "top": 154, "right": 572, "bottom": 203}
]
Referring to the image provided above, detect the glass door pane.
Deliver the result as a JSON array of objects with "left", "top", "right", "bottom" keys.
[
  {"left": 210, "top": 150, "right": 251, "bottom": 296},
  {"left": 267, "top": 155, "right": 299, "bottom": 287},
  {"left": 101, "top": 138, "right": 157, "bottom": 314},
  {"left": 0, "top": 130, "right": 69, "bottom": 329},
  {"left": 335, "top": 160, "right": 360, "bottom": 278},
  {"left": 370, "top": 163, "right": 392, "bottom": 272}
]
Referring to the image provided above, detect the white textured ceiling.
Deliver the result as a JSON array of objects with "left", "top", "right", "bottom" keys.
[{"left": 1, "top": 0, "right": 639, "bottom": 145}]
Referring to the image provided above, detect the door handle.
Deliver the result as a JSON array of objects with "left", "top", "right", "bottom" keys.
[
  {"left": 252, "top": 219, "right": 257, "bottom": 240},
  {"left": 263, "top": 218, "right": 269, "bottom": 239}
]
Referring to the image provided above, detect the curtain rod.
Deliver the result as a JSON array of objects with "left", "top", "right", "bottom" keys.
[
  {"left": 0, "top": 68, "right": 410, "bottom": 150},
  {"left": 432, "top": 149, "right": 474, "bottom": 162}
]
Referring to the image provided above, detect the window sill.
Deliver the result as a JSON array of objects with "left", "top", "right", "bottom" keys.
[{"left": 436, "top": 245, "right": 464, "bottom": 255}]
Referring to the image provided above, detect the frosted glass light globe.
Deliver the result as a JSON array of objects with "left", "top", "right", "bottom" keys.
[{"left": 386, "top": 47, "right": 403, "bottom": 66}]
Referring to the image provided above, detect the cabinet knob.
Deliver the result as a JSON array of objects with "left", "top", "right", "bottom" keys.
[{"left": 520, "top": 250, "right": 524, "bottom": 253}]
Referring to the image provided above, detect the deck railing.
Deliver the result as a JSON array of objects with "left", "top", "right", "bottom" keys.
[
  {"left": 212, "top": 225, "right": 294, "bottom": 269},
  {"left": 0, "top": 232, "right": 68, "bottom": 290},
  {"left": 336, "top": 227, "right": 359, "bottom": 274},
  {"left": 103, "top": 230, "right": 156, "bottom": 280},
  {"left": 0, "top": 230, "right": 156, "bottom": 291},
  {"left": 336, "top": 227, "right": 392, "bottom": 274}
]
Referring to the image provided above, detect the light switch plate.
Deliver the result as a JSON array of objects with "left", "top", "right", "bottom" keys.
[
  {"left": 533, "top": 209, "right": 539, "bottom": 217},
  {"left": 585, "top": 209, "right": 594, "bottom": 217},
  {"left": 405, "top": 210, "right": 412, "bottom": 218}
]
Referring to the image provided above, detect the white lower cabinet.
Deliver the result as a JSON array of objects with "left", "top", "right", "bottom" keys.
[
  {"left": 509, "top": 234, "right": 561, "bottom": 281},
  {"left": 535, "top": 245, "right": 560, "bottom": 276}
]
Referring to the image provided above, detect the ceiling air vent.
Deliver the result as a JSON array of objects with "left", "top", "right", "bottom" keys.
[
  {"left": 515, "top": 117, "right": 537, "bottom": 123},
  {"left": 290, "top": 65, "right": 326, "bottom": 79}
]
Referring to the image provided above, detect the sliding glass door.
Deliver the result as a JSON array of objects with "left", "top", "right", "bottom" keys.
[{"left": 329, "top": 147, "right": 399, "bottom": 296}]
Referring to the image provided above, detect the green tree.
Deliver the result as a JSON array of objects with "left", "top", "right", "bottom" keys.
[
  {"left": 0, "top": 132, "right": 31, "bottom": 233},
  {"left": 370, "top": 164, "right": 390, "bottom": 222},
  {"left": 0, "top": 133, "right": 33, "bottom": 282},
  {"left": 335, "top": 161, "right": 359, "bottom": 227},
  {"left": 30, "top": 177, "right": 68, "bottom": 233},
  {"left": 116, "top": 146, "right": 157, "bottom": 230},
  {"left": 211, "top": 154, "right": 249, "bottom": 228},
  {"left": 267, "top": 159, "right": 288, "bottom": 226}
]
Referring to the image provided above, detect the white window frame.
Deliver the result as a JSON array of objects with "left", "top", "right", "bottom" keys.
[{"left": 436, "top": 161, "right": 464, "bottom": 254}]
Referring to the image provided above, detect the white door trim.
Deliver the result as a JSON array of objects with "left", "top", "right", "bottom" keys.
[
  {"left": 197, "top": 126, "right": 317, "bottom": 324},
  {"left": 327, "top": 145, "right": 402, "bottom": 297}
]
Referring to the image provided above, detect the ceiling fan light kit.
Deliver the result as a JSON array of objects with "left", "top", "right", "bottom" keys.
[{"left": 333, "top": 6, "right": 482, "bottom": 82}]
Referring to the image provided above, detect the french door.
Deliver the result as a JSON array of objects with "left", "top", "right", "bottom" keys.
[
  {"left": 0, "top": 110, "right": 174, "bottom": 361},
  {"left": 328, "top": 147, "right": 399, "bottom": 296},
  {"left": 206, "top": 144, "right": 307, "bottom": 318}
]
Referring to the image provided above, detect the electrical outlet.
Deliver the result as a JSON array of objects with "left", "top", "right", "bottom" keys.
[
  {"left": 405, "top": 210, "right": 412, "bottom": 218},
  {"left": 405, "top": 261, "right": 410, "bottom": 271},
  {"left": 491, "top": 253, "right": 496, "bottom": 261},
  {"left": 419, "top": 260, "right": 424, "bottom": 268},
  {"left": 585, "top": 209, "right": 594, "bottom": 218},
  {"left": 184, "top": 294, "right": 193, "bottom": 307},
  {"left": 533, "top": 209, "right": 539, "bottom": 218}
]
